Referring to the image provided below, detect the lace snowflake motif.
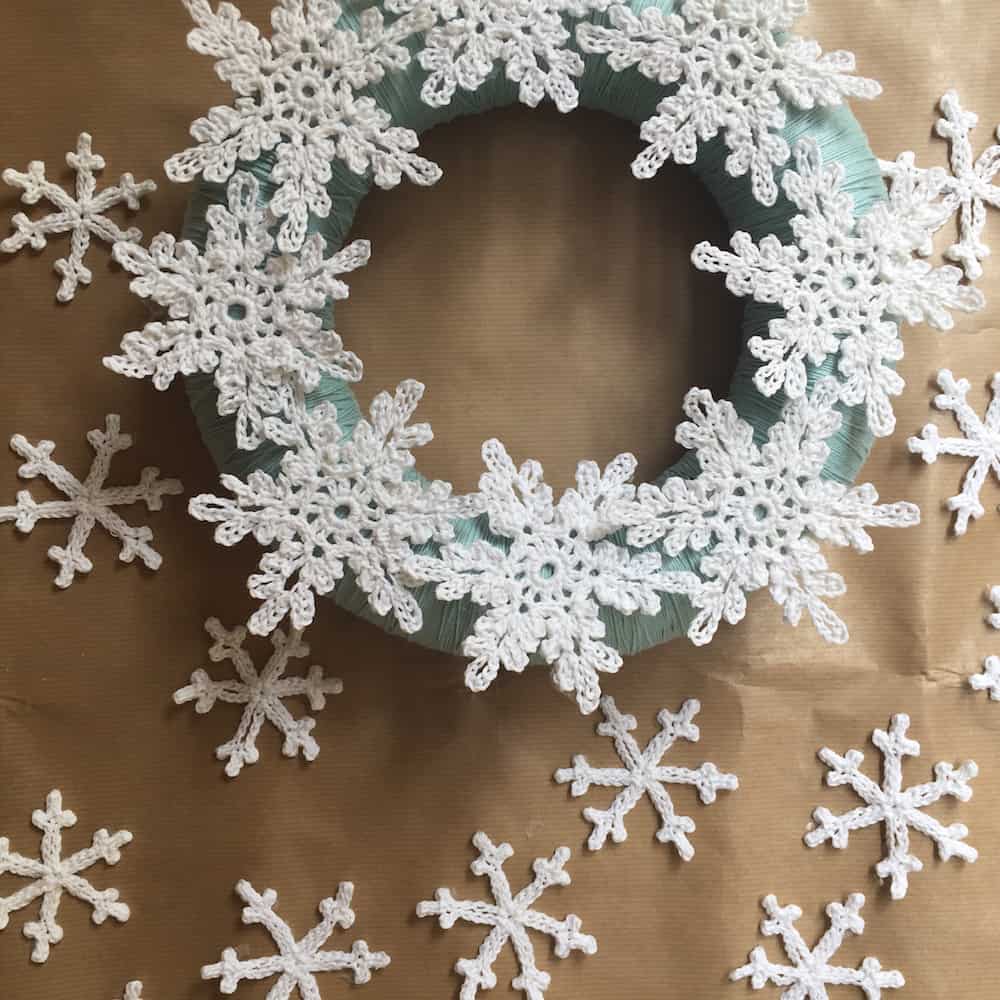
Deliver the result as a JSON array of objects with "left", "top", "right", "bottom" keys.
[
  {"left": 805, "top": 714, "right": 978, "bottom": 901},
  {"left": 554, "top": 696, "right": 737, "bottom": 859},
  {"left": 417, "top": 832, "right": 596, "bottom": 1000},
  {"left": 692, "top": 139, "right": 983, "bottom": 438},
  {"left": 731, "top": 893, "right": 904, "bottom": 999},
  {"left": 0, "top": 790, "right": 132, "bottom": 963},
  {"left": 2, "top": 132, "right": 156, "bottom": 302},
  {"left": 406, "top": 441, "right": 701, "bottom": 714},
  {"left": 576, "top": 0, "right": 880, "bottom": 206},
  {"left": 106, "top": 171, "right": 369, "bottom": 452},
  {"left": 970, "top": 585, "right": 1000, "bottom": 700},
  {"left": 120, "top": 986, "right": 143, "bottom": 1000},
  {"left": 0, "top": 415, "right": 183, "bottom": 588},
  {"left": 202, "top": 879, "right": 390, "bottom": 998}
]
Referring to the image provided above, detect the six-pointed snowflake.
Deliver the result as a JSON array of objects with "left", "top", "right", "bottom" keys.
[
  {"left": 805, "top": 714, "right": 978, "bottom": 900},
  {"left": 202, "top": 879, "right": 389, "bottom": 997},
  {"left": 2, "top": 132, "right": 156, "bottom": 302},
  {"left": 970, "top": 584, "right": 1000, "bottom": 699},
  {"left": 0, "top": 415, "right": 183, "bottom": 587},
  {"left": 417, "top": 832, "right": 596, "bottom": 1000},
  {"left": 731, "top": 893, "right": 904, "bottom": 998},
  {"left": 555, "top": 696, "right": 737, "bottom": 858},
  {"left": 173, "top": 617, "right": 343, "bottom": 777},
  {"left": 0, "top": 790, "right": 132, "bottom": 963},
  {"left": 106, "top": 171, "right": 369, "bottom": 451},
  {"left": 576, "top": 0, "right": 879, "bottom": 206},
  {"left": 405, "top": 441, "right": 701, "bottom": 714}
]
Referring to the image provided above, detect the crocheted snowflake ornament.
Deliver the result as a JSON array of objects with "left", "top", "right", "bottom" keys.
[
  {"left": 554, "top": 696, "right": 737, "bottom": 858},
  {"left": 576, "top": 0, "right": 879, "bottom": 206},
  {"left": 805, "top": 714, "right": 978, "bottom": 900},
  {"left": 969, "top": 585, "right": 1000, "bottom": 700},
  {"left": 106, "top": 171, "right": 369, "bottom": 451},
  {"left": 0, "top": 415, "right": 183, "bottom": 587},
  {"left": 731, "top": 893, "right": 904, "bottom": 998},
  {"left": 202, "top": 879, "right": 389, "bottom": 997},
  {"left": 406, "top": 442, "right": 701, "bottom": 714},
  {"left": 2, "top": 132, "right": 156, "bottom": 302},
  {"left": 120, "top": 984, "right": 143, "bottom": 1000},
  {"left": 0, "top": 790, "right": 132, "bottom": 963},
  {"left": 417, "top": 832, "right": 596, "bottom": 1000}
]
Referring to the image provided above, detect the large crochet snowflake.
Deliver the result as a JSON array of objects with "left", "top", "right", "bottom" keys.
[
  {"left": 406, "top": 442, "right": 701, "bottom": 714},
  {"left": 2, "top": 132, "right": 156, "bottom": 302},
  {"left": 202, "top": 879, "right": 390, "bottom": 997},
  {"left": 0, "top": 790, "right": 132, "bottom": 963},
  {"left": 731, "top": 893, "right": 904, "bottom": 998},
  {"left": 417, "top": 832, "right": 597, "bottom": 1000},
  {"left": 0, "top": 415, "right": 183, "bottom": 587},
  {"left": 554, "top": 696, "right": 737, "bottom": 858},
  {"left": 805, "top": 714, "right": 978, "bottom": 900},
  {"left": 692, "top": 139, "right": 982, "bottom": 437},
  {"left": 970, "top": 585, "right": 1000, "bottom": 700},
  {"left": 106, "top": 171, "right": 369, "bottom": 451},
  {"left": 615, "top": 377, "right": 919, "bottom": 647},
  {"left": 576, "top": 0, "right": 879, "bottom": 206},
  {"left": 173, "top": 617, "right": 343, "bottom": 777}
]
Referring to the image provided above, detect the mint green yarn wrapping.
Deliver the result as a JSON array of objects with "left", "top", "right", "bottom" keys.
[{"left": 182, "top": 0, "right": 885, "bottom": 656}]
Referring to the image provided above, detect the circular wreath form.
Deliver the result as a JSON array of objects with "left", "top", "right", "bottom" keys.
[{"left": 106, "top": 0, "right": 983, "bottom": 712}]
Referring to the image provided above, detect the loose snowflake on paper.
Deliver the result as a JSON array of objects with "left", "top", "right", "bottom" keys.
[
  {"left": 166, "top": 0, "right": 442, "bottom": 252},
  {"left": 908, "top": 369, "right": 1000, "bottom": 536},
  {"left": 0, "top": 415, "right": 183, "bottom": 587},
  {"left": 692, "top": 139, "right": 983, "bottom": 437},
  {"left": 0, "top": 790, "right": 132, "bottom": 963},
  {"left": 731, "top": 893, "right": 904, "bottom": 998},
  {"left": 615, "top": 377, "right": 919, "bottom": 648},
  {"left": 173, "top": 617, "right": 343, "bottom": 778},
  {"left": 554, "top": 696, "right": 737, "bottom": 858},
  {"left": 189, "top": 380, "right": 478, "bottom": 636},
  {"left": 106, "top": 171, "right": 369, "bottom": 452},
  {"left": 202, "top": 879, "right": 390, "bottom": 998},
  {"left": 576, "top": 0, "right": 880, "bottom": 206},
  {"left": 970, "top": 585, "right": 1000, "bottom": 700},
  {"left": 2, "top": 132, "right": 156, "bottom": 302},
  {"left": 805, "top": 714, "right": 978, "bottom": 900},
  {"left": 417, "top": 832, "right": 596, "bottom": 1000},
  {"left": 406, "top": 441, "right": 701, "bottom": 714}
]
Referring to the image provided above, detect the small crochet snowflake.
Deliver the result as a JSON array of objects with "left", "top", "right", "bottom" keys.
[
  {"left": 173, "top": 618, "right": 343, "bottom": 778},
  {"left": 2, "top": 132, "right": 156, "bottom": 302},
  {"left": 731, "top": 893, "right": 904, "bottom": 998},
  {"left": 615, "top": 377, "right": 919, "bottom": 647},
  {"left": 908, "top": 369, "right": 1000, "bottom": 536},
  {"left": 0, "top": 790, "right": 132, "bottom": 963},
  {"left": 166, "top": 0, "right": 441, "bottom": 252},
  {"left": 692, "top": 139, "right": 982, "bottom": 437},
  {"left": 202, "top": 879, "right": 389, "bottom": 997},
  {"left": 417, "top": 832, "right": 596, "bottom": 1000},
  {"left": 0, "top": 415, "right": 183, "bottom": 587},
  {"left": 970, "top": 585, "right": 1000, "bottom": 699},
  {"left": 805, "top": 714, "right": 978, "bottom": 900},
  {"left": 406, "top": 442, "right": 701, "bottom": 714},
  {"left": 106, "top": 171, "right": 369, "bottom": 451},
  {"left": 576, "top": 0, "right": 879, "bottom": 206},
  {"left": 120, "top": 985, "right": 143, "bottom": 1000},
  {"left": 554, "top": 696, "right": 737, "bottom": 858}
]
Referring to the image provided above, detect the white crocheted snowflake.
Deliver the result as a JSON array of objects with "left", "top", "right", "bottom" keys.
[
  {"left": 616, "top": 377, "right": 919, "bottom": 648},
  {"left": 805, "top": 714, "right": 978, "bottom": 900},
  {"left": 406, "top": 442, "right": 701, "bottom": 714},
  {"left": 731, "top": 893, "right": 904, "bottom": 998},
  {"left": 106, "top": 171, "right": 369, "bottom": 451},
  {"left": 970, "top": 585, "right": 1000, "bottom": 699},
  {"left": 120, "top": 985, "right": 143, "bottom": 1000},
  {"left": 2, "top": 132, "right": 156, "bottom": 302},
  {"left": 908, "top": 369, "right": 1000, "bottom": 536},
  {"left": 173, "top": 618, "right": 343, "bottom": 778},
  {"left": 576, "top": 0, "right": 879, "bottom": 206},
  {"left": 554, "top": 696, "right": 737, "bottom": 858},
  {"left": 692, "top": 139, "right": 983, "bottom": 437},
  {"left": 417, "top": 832, "right": 596, "bottom": 1000},
  {"left": 202, "top": 879, "right": 389, "bottom": 997},
  {"left": 0, "top": 415, "right": 183, "bottom": 587},
  {"left": 166, "top": 0, "right": 441, "bottom": 252},
  {"left": 0, "top": 790, "right": 132, "bottom": 963}
]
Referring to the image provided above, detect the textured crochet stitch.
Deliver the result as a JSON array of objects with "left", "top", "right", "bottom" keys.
[{"left": 969, "top": 585, "right": 1000, "bottom": 699}]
